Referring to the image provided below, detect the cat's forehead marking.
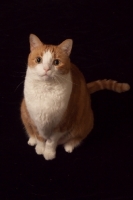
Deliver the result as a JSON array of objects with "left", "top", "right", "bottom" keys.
[{"left": 43, "top": 50, "right": 53, "bottom": 64}]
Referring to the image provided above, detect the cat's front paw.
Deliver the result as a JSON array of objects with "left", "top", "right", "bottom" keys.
[
  {"left": 43, "top": 150, "right": 56, "bottom": 160},
  {"left": 35, "top": 144, "right": 45, "bottom": 155},
  {"left": 28, "top": 137, "right": 37, "bottom": 146},
  {"left": 64, "top": 143, "right": 74, "bottom": 153}
]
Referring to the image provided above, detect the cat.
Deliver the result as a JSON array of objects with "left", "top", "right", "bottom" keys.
[{"left": 21, "top": 34, "right": 130, "bottom": 160}]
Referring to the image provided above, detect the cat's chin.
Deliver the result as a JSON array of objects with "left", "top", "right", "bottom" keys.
[{"left": 40, "top": 75, "right": 52, "bottom": 81}]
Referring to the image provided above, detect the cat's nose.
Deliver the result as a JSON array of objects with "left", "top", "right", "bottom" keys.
[{"left": 44, "top": 68, "right": 50, "bottom": 72}]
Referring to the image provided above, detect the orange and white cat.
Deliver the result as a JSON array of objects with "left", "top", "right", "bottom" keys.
[{"left": 21, "top": 34, "right": 130, "bottom": 160}]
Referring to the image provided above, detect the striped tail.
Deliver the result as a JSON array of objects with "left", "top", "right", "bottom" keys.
[{"left": 87, "top": 79, "right": 130, "bottom": 94}]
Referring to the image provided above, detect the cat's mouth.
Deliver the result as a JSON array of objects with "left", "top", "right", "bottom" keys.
[
  {"left": 39, "top": 74, "right": 52, "bottom": 80},
  {"left": 41, "top": 74, "right": 49, "bottom": 77},
  {"left": 40, "top": 71, "right": 52, "bottom": 77},
  {"left": 39, "top": 72, "right": 50, "bottom": 77}
]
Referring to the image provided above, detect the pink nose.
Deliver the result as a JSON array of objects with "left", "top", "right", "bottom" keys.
[{"left": 44, "top": 68, "right": 50, "bottom": 72}]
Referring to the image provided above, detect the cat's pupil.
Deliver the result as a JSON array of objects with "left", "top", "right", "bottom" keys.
[
  {"left": 53, "top": 59, "right": 59, "bottom": 65},
  {"left": 36, "top": 57, "right": 42, "bottom": 63}
]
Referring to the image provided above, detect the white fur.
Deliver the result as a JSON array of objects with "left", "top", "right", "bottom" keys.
[
  {"left": 28, "top": 137, "right": 37, "bottom": 146},
  {"left": 35, "top": 141, "right": 45, "bottom": 155},
  {"left": 43, "top": 140, "right": 56, "bottom": 160},
  {"left": 42, "top": 51, "right": 53, "bottom": 70},
  {"left": 44, "top": 149, "right": 56, "bottom": 160},
  {"left": 64, "top": 143, "right": 74, "bottom": 153},
  {"left": 24, "top": 72, "right": 72, "bottom": 137},
  {"left": 24, "top": 51, "right": 72, "bottom": 149}
]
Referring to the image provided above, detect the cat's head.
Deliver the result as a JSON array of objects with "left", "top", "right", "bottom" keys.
[{"left": 27, "top": 34, "right": 73, "bottom": 81}]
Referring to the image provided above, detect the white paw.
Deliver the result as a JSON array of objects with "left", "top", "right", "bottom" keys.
[
  {"left": 43, "top": 150, "right": 56, "bottom": 160},
  {"left": 28, "top": 138, "right": 37, "bottom": 146},
  {"left": 35, "top": 144, "right": 45, "bottom": 155},
  {"left": 64, "top": 144, "right": 74, "bottom": 153}
]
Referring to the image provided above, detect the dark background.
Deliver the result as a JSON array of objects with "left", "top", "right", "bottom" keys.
[{"left": 1, "top": 1, "right": 133, "bottom": 199}]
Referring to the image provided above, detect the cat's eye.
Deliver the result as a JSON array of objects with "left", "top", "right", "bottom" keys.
[
  {"left": 36, "top": 57, "right": 42, "bottom": 63},
  {"left": 53, "top": 59, "right": 60, "bottom": 66}
]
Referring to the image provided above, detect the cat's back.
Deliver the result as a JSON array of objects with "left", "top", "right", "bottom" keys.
[{"left": 70, "top": 63, "right": 89, "bottom": 94}]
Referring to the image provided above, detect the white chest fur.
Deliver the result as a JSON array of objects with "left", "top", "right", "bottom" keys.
[{"left": 24, "top": 70, "right": 72, "bottom": 138}]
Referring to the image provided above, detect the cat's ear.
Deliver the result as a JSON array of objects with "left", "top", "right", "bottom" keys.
[
  {"left": 29, "top": 34, "right": 43, "bottom": 51},
  {"left": 58, "top": 39, "right": 73, "bottom": 56}
]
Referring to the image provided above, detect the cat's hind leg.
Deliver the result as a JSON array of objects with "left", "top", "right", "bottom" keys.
[
  {"left": 21, "top": 99, "right": 37, "bottom": 146},
  {"left": 64, "top": 137, "right": 82, "bottom": 153},
  {"left": 26, "top": 124, "right": 38, "bottom": 146},
  {"left": 22, "top": 115, "right": 37, "bottom": 146}
]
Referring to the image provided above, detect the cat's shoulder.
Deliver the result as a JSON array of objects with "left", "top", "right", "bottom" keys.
[{"left": 71, "top": 63, "right": 86, "bottom": 83}]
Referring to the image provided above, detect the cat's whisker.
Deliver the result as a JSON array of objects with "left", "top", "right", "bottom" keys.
[
  {"left": 14, "top": 81, "right": 24, "bottom": 93},
  {"left": 14, "top": 71, "right": 25, "bottom": 74},
  {"left": 52, "top": 76, "right": 58, "bottom": 84},
  {"left": 53, "top": 76, "right": 61, "bottom": 85},
  {"left": 55, "top": 74, "right": 78, "bottom": 86},
  {"left": 51, "top": 77, "right": 63, "bottom": 108},
  {"left": 11, "top": 74, "right": 25, "bottom": 78},
  {"left": 11, "top": 71, "right": 26, "bottom": 78},
  {"left": 53, "top": 76, "right": 64, "bottom": 91}
]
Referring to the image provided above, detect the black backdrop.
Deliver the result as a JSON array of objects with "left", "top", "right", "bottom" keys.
[{"left": 1, "top": 1, "right": 133, "bottom": 199}]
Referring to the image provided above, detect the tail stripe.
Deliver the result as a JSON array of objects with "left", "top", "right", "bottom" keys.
[{"left": 87, "top": 79, "right": 130, "bottom": 94}]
